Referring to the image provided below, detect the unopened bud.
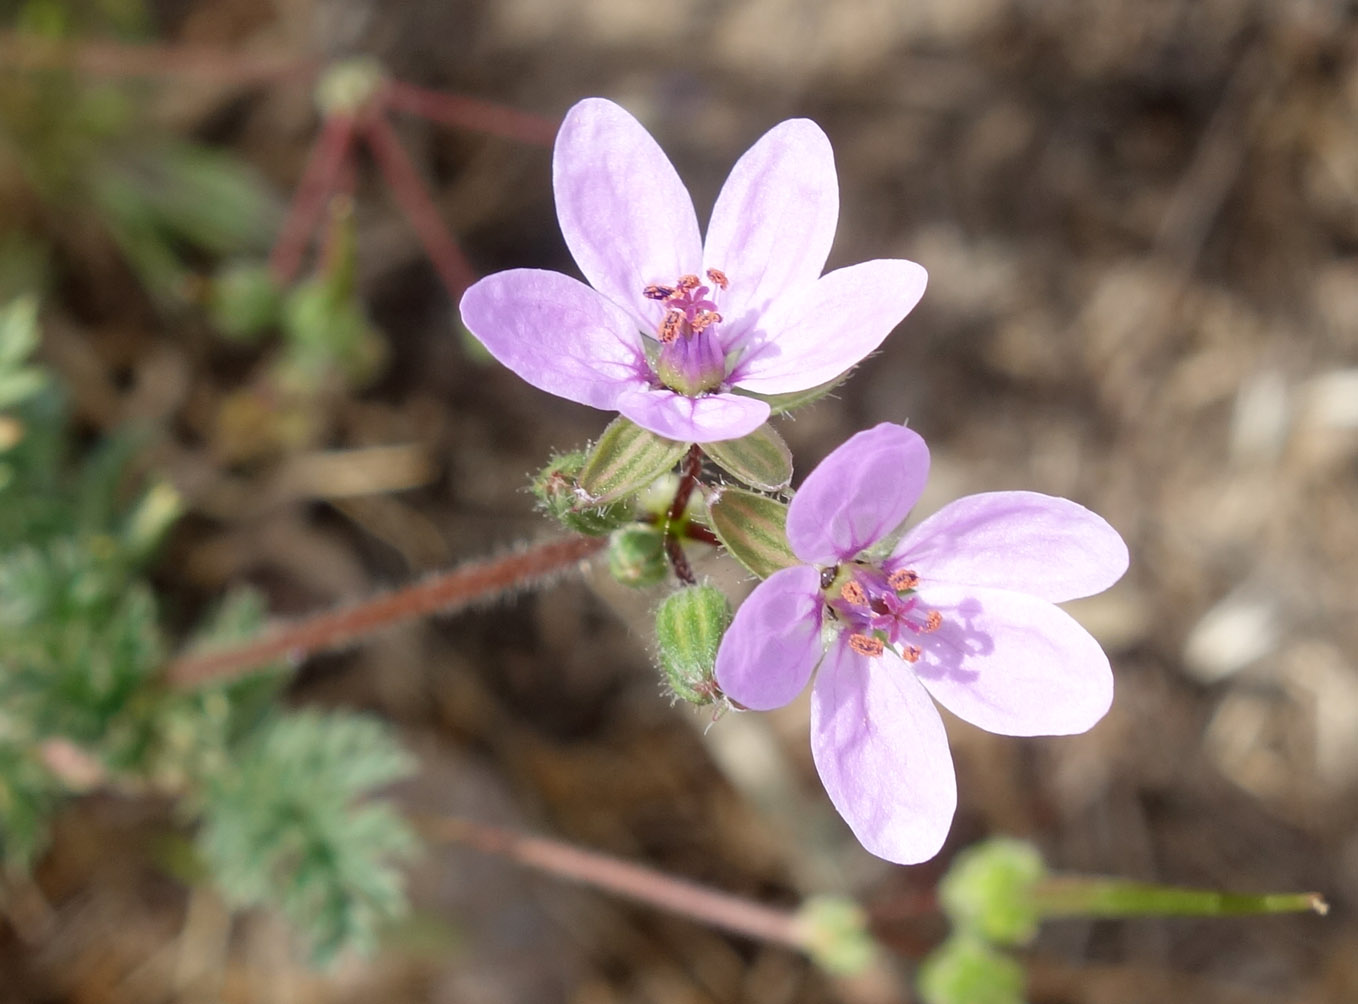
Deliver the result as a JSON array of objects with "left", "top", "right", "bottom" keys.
[
  {"left": 795, "top": 895, "right": 877, "bottom": 977},
  {"left": 654, "top": 584, "right": 730, "bottom": 705},
  {"left": 608, "top": 526, "right": 668, "bottom": 587},
  {"left": 939, "top": 838, "right": 1046, "bottom": 946},
  {"left": 531, "top": 452, "right": 632, "bottom": 535},
  {"left": 917, "top": 935, "right": 1025, "bottom": 1004}
]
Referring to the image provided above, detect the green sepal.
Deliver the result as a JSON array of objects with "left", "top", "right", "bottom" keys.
[
  {"left": 530, "top": 451, "right": 633, "bottom": 536},
  {"left": 654, "top": 584, "right": 731, "bottom": 705},
  {"left": 577, "top": 417, "right": 688, "bottom": 505},
  {"left": 700, "top": 423, "right": 792, "bottom": 491},
  {"left": 706, "top": 488, "right": 798, "bottom": 579},
  {"left": 739, "top": 374, "right": 845, "bottom": 416}
]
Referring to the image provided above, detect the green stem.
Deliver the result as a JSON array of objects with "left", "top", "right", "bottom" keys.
[{"left": 1033, "top": 877, "right": 1328, "bottom": 919}]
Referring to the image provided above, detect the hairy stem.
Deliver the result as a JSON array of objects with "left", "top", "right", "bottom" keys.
[
  {"left": 361, "top": 111, "right": 479, "bottom": 302},
  {"left": 422, "top": 815, "right": 806, "bottom": 950},
  {"left": 0, "top": 32, "right": 314, "bottom": 83},
  {"left": 165, "top": 535, "right": 605, "bottom": 689},
  {"left": 381, "top": 79, "right": 558, "bottom": 147}
]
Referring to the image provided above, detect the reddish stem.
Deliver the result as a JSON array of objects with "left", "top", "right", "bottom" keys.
[
  {"left": 268, "top": 114, "right": 357, "bottom": 284},
  {"left": 381, "top": 79, "right": 558, "bottom": 147},
  {"left": 360, "top": 110, "right": 479, "bottom": 303},
  {"left": 0, "top": 32, "right": 315, "bottom": 84},
  {"left": 165, "top": 535, "right": 605, "bottom": 689},
  {"left": 663, "top": 445, "right": 704, "bottom": 585},
  {"left": 424, "top": 816, "right": 806, "bottom": 950}
]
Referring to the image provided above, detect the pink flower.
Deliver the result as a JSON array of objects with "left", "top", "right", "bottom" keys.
[
  {"left": 714, "top": 423, "right": 1128, "bottom": 864},
  {"left": 459, "top": 99, "right": 928, "bottom": 443}
]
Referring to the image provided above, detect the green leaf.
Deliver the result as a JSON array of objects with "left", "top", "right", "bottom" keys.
[
  {"left": 577, "top": 416, "right": 688, "bottom": 505},
  {"left": 197, "top": 711, "right": 417, "bottom": 964},
  {"left": 0, "top": 296, "right": 40, "bottom": 367},
  {"left": 706, "top": 488, "right": 798, "bottom": 579},
  {"left": 701, "top": 423, "right": 792, "bottom": 491}
]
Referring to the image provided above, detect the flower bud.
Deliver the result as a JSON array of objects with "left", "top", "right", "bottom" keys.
[
  {"left": 795, "top": 895, "right": 878, "bottom": 977},
  {"left": 531, "top": 451, "right": 632, "bottom": 536},
  {"left": 654, "top": 584, "right": 731, "bottom": 705},
  {"left": 608, "top": 526, "right": 668, "bottom": 588},
  {"left": 917, "top": 935, "right": 1025, "bottom": 1004},
  {"left": 939, "top": 837, "right": 1046, "bottom": 946}
]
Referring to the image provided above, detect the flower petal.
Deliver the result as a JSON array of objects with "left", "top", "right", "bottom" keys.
[
  {"left": 811, "top": 639, "right": 957, "bottom": 864},
  {"left": 460, "top": 269, "right": 648, "bottom": 409},
  {"left": 786, "top": 423, "right": 930, "bottom": 564},
  {"left": 910, "top": 583, "right": 1114, "bottom": 737},
  {"left": 702, "top": 119, "right": 838, "bottom": 352},
  {"left": 614, "top": 387, "right": 769, "bottom": 443},
  {"left": 715, "top": 565, "right": 824, "bottom": 710},
  {"left": 729, "top": 258, "right": 927, "bottom": 394},
  {"left": 890, "top": 492, "right": 1129, "bottom": 603},
  {"left": 553, "top": 98, "right": 703, "bottom": 325}
]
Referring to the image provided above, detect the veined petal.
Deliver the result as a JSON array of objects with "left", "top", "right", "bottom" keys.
[
  {"left": 460, "top": 269, "right": 648, "bottom": 409},
  {"left": 553, "top": 98, "right": 702, "bottom": 325},
  {"left": 615, "top": 387, "right": 769, "bottom": 443},
  {"left": 703, "top": 119, "right": 838, "bottom": 352},
  {"left": 891, "top": 492, "right": 1129, "bottom": 603},
  {"left": 715, "top": 565, "right": 824, "bottom": 710},
  {"left": 910, "top": 583, "right": 1114, "bottom": 737},
  {"left": 730, "top": 258, "right": 927, "bottom": 395},
  {"left": 811, "top": 639, "right": 957, "bottom": 865},
  {"left": 786, "top": 423, "right": 930, "bottom": 564}
]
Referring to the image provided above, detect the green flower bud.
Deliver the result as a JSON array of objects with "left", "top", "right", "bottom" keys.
[
  {"left": 210, "top": 261, "right": 282, "bottom": 341},
  {"left": 939, "top": 838, "right": 1047, "bottom": 946},
  {"left": 654, "top": 584, "right": 731, "bottom": 705},
  {"left": 795, "top": 895, "right": 878, "bottom": 977},
  {"left": 608, "top": 526, "right": 668, "bottom": 588},
  {"left": 917, "top": 935, "right": 1026, "bottom": 1004},
  {"left": 530, "top": 451, "right": 632, "bottom": 536}
]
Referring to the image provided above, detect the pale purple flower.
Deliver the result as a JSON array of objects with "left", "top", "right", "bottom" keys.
[
  {"left": 715, "top": 423, "right": 1128, "bottom": 864},
  {"left": 459, "top": 98, "right": 928, "bottom": 443}
]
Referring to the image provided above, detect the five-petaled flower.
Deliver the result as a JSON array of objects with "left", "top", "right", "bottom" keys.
[
  {"left": 459, "top": 98, "right": 928, "bottom": 443},
  {"left": 714, "top": 423, "right": 1128, "bottom": 864}
]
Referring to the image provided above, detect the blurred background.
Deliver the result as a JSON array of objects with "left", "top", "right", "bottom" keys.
[{"left": 1, "top": 0, "right": 1355, "bottom": 1000}]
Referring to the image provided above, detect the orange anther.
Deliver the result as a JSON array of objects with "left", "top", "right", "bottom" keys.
[
  {"left": 901, "top": 645, "right": 922, "bottom": 663},
  {"left": 643, "top": 284, "right": 675, "bottom": 301},
  {"left": 840, "top": 580, "right": 868, "bottom": 606},
  {"left": 924, "top": 610, "right": 943, "bottom": 632},
  {"left": 889, "top": 569, "right": 920, "bottom": 591},
  {"left": 659, "top": 310, "right": 683, "bottom": 343},
  {"left": 849, "top": 633, "right": 884, "bottom": 657},
  {"left": 676, "top": 274, "right": 701, "bottom": 292},
  {"left": 706, "top": 267, "right": 729, "bottom": 290}
]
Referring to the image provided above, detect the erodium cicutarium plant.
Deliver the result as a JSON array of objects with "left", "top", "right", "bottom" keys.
[
  {"left": 458, "top": 97, "right": 927, "bottom": 443},
  {"left": 714, "top": 423, "right": 1129, "bottom": 864}
]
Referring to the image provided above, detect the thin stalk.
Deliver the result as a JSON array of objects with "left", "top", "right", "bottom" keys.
[
  {"left": 0, "top": 32, "right": 314, "bottom": 84},
  {"left": 381, "top": 79, "right": 558, "bottom": 147},
  {"left": 361, "top": 111, "right": 480, "bottom": 302},
  {"left": 422, "top": 815, "right": 806, "bottom": 950},
  {"left": 268, "top": 113, "right": 357, "bottom": 284},
  {"left": 165, "top": 535, "right": 605, "bottom": 689},
  {"left": 662, "top": 445, "right": 704, "bottom": 585}
]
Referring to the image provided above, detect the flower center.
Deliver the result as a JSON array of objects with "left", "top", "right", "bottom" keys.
[
  {"left": 644, "top": 269, "right": 729, "bottom": 396},
  {"left": 824, "top": 564, "right": 942, "bottom": 663}
]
